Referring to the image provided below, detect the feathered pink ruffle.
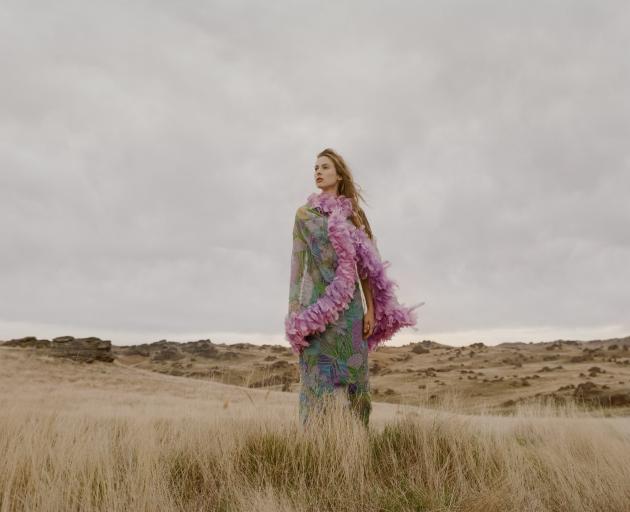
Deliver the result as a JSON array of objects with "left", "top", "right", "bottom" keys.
[
  {"left": 285, "top": 191, "right": 422, "bottom": 354},
  {"left": 351, "top": 226, "right": 423, "bottom": 351}
]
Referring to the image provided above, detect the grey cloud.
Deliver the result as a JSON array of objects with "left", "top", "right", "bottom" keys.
[{"left": 1, "top": 0, "right": 628, "bottom": 345}]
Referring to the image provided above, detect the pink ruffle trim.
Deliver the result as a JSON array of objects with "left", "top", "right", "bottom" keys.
[
  {"left": 285, "top": 191, "right": 422, "bottom": 354},
  {"left": 352, "top": 227, "right": 424, "bottom": 351}
]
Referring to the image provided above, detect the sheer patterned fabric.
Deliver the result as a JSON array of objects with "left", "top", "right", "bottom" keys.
[{"left": 288, "top": 205, "right": 372, "bottom": 426}]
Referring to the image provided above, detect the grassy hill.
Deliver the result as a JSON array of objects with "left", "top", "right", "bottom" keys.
[{"left": 1, "top": 345, "right": 630, "bottom": 511}]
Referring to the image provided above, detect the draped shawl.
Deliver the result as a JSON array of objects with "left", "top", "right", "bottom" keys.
[{"left": 285, "top": 191, "right": 423, "bottom": 355}]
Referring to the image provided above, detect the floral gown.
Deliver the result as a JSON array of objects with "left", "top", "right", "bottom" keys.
[{"left": 288, "top": 204, "right": 372, "bottom": 427}]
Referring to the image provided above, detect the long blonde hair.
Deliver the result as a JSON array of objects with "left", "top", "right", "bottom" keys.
[{"left": 317, "top": 148, "right": 374, "bottom": 241}]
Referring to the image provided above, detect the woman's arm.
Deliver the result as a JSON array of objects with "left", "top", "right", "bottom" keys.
[
  {"left": 360, "top": 276, "right": 374, "bottom": 311},
  {"left": 358, "top": 223, "right": 376, "bottom": 338},
  {"left": 360, "top": 276, "right": 375, "bottom": 338}
]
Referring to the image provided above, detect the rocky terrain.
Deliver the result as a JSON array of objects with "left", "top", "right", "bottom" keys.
[
  {"left": 1, "top": 335, "right": 114, "bottom": 363},
  {"left": 2, "top": 334, "right": 630, "bottom": 415}
]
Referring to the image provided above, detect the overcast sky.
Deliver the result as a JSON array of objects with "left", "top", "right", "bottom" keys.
[{"left": 2, "top": 1, "right": 629, "bottom": 347}]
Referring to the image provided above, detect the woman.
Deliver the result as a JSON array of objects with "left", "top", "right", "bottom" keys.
[{"left": 285, "top": 148, "right": 423, "bottom": 428}]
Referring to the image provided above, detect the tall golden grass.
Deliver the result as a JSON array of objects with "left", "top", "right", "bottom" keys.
[{"left": 1, "top": 348, "right": 630, "bottom": 511}]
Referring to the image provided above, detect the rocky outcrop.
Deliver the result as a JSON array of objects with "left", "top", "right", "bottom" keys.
[
  {"left": 151, "top": 346, "right": 185, "bottom": 362},
  {"left": 114, "top": 339, "right": 220, "bottom": 359},
  {"left": 573, "top": 381, "right": 630, "bottom": 407},
  {"left": 1, "top": 335, "right": 114, "bottom": 363},
  {"left": 49, "top": 336, "right": 115, "bottom": 363},
  {"left": 181, "top": 340, "right": 219, "bottom": 358},
  {"left": 2, "top": 336, "right": 51, "bottom": 348},
  {"left": 228, "top": 342, "right": 258, "bottom": 350}
]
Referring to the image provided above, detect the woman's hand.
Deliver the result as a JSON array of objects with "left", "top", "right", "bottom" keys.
[{"left": 363, "top": 307, "right": 375, "bottom": 338}]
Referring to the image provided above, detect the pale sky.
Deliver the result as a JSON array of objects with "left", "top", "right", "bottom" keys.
[{"left": 2, "top": 1, "right": 629, "bottom": 347}]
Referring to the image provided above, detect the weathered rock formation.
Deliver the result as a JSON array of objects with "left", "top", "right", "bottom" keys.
[
  {"left": 1, "top": 335, "right": 114, "bottom": 363},
  {"left": 151, "top": 346, "right": 185, "bottom": 362},
  {"left": 573, "top": 381, "right": 630, "bottom": 407},
  {"left": 2, "top": 336, "right": 51, "bottom": 349},
  {"left": 50, "top": 336, "right": 114, "bottom": 363},
  {"left": 181, "top": 340, "right": 219, "bottom": 358}
]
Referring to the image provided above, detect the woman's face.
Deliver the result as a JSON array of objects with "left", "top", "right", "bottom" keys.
[{"left": 314, "top": 156, "right": 340, "bottom": 193}]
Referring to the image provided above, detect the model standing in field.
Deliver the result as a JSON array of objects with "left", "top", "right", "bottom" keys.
[{"left": 285, "top": 148, "right": 423, "bottom": 428}]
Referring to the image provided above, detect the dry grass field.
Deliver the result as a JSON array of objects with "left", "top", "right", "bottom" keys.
[{"left": 1, "top": 342, "right": 630, "bottom": 511}]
